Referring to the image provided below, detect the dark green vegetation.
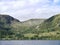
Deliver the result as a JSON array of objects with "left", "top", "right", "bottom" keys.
[{"left": 0, "top": 14, "right": 60, "bottom": 40}]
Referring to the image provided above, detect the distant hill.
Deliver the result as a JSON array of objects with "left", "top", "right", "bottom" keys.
[
  {"left": 0, "top": 14, "right": 60, "bottom": 40},
  {"left": 21, "top": 19, "right": 45, "bottom": 26}
]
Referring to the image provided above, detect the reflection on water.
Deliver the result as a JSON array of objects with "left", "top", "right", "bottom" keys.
[{"left": 0, "top": 40, "right": 60, "bottom": 45}]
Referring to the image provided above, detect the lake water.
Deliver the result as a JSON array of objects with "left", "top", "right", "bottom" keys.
[{"left": 0, "top": 40, "right": 60, "bottom": 45}]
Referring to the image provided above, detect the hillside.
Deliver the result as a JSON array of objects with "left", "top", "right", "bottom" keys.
[
  {"left": 0, "top": 14, "right": 21, "bottom": 40},
  {"left": 38, "top": 14, "right": 60, "bottom": 31},
  {"left": 36, "top": 14, "right": 60, "bottom": 40},
  {"left": 0, "top": 14, "right": 60, "bottom": 40},
  {"left": 0, "top": 14, "right": 45, "bottom": 40}
]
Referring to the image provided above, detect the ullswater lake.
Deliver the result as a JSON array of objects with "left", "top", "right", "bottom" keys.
[{"left": 0, "top": 40, "right": 60, "bottom": 45}]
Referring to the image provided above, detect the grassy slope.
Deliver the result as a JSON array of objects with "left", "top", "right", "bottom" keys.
[
  {"left": 0, "top": 14, "right": 60, "bottom": 40},
  {"left": 36, "top": 14, "right": 60, "bottom": 40}
]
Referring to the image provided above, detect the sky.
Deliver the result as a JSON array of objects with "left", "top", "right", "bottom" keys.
[{"left": 0, "top": 0, "right": 60, "bottom": 21}]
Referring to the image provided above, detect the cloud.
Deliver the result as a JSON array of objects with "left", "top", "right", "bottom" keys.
[
  {"left": 0, "top": 0, "right": 60, "bottom": 21},
  {"left": 53, "top": 0, "right": 60, "bottom": 3}
]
